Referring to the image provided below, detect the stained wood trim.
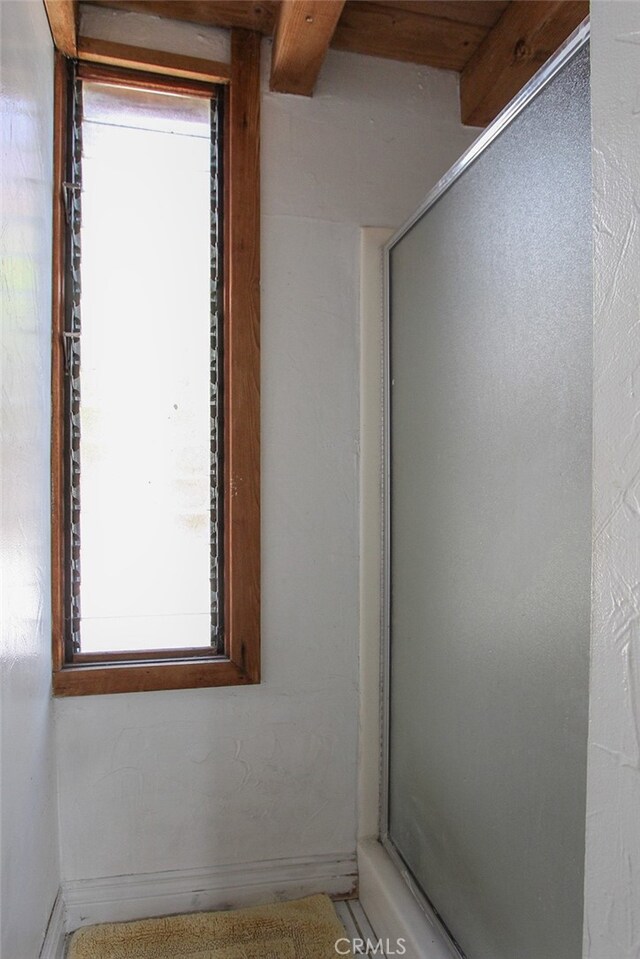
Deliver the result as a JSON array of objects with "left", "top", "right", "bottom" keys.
[
  {"left": 51, "top": 39, "right": 262, "bottom": 695},
  {"left": 51, "top": 52, "right": 70, "bottom": 676},
  {"left": 77, "top": 36, "right": 231, "bottom": 84},
  {"left": 460, "top": 0, "right": 589, "bottom": 127},
  {"left": 224, "top": 29, "right": 262, "bottom": 685},
  {"left": 43, "top": 0, "right": 78, "bottom": 57},
  {"left": 73, "top": 647, "right": 220, "bottom": 663},
  {"left": 53, "top": 659, "right": 252, "bottom": 696},
  {"left": 270, "top": 0, "right": 346, "bottom": 96},
  {"left": 76, "top": 60, "right": 219, "bottom": 98}
]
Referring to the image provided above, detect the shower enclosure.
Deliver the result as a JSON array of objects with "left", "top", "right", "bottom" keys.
[{"left": 382, "top": 25, "right": 591, "bottom": 959}]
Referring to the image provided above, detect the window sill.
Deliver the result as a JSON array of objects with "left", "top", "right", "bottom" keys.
[{"left": 52, "top": 657, "right": 257, "bottom": 697}]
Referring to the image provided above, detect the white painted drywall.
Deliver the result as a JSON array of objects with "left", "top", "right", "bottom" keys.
[
  {"left": 584, "top": 5, "right": 640, "bottom": 957},
  {"left": 79, "top": 4, "right": 231, "bottom": 63},
  {"left": 53, "top": 24, "right": 478, "bottom": 884},
  {"left": 0, "top": 3, "right": 60, "bottom": 956}
]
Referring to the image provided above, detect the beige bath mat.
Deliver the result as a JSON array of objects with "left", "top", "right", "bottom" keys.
[{"left": 67, "top": 893, "right": 352, "bottom": 958}]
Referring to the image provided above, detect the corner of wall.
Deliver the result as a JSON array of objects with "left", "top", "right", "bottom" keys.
[
  {"left": 358, "top": 227, "right": 393, "bottom": 845},
  {"left": 39, "top": 891, "right": 67, "bottom": 959}
]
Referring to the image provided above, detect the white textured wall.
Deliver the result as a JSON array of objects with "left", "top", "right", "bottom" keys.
[
  {"left": 0, "top": 2, "right": 60, "bottom": 956},
  {"left": 54, "top": 26, "right": 477, "bottom": 884},
  {"left": 585, "top": 4, "right": 640, "bottom": 957},
  {"left": 79, "top": 4, "right": 231, "bottom": 61}
]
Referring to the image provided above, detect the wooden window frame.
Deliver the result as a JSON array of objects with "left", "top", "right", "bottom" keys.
[{"left": 51, "top": 32, "right": 261, "bottom": 696}]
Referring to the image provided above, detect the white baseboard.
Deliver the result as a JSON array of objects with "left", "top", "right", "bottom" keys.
[
  {"left": 39, "top": 889, "right": 67, "bottom": 959},
  {"left": 63, "top": 852, "right": 357, "bottom": 932}
]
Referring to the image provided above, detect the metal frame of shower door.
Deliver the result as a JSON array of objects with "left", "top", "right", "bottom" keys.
[{"left": 379, "top": 17, "right": 591, "bottom": 958}]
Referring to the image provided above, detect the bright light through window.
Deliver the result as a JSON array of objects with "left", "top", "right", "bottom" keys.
[{"left": 74, "top": 80, "right": 220, "bottom": 654}]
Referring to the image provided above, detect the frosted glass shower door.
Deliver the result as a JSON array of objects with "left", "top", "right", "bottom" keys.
[{"left": 386, "top": 39, "right": 591, "bottom": 959}]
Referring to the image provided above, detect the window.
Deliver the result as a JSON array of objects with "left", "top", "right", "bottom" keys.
[{"left": 52, "top": 35, "right": 260, "bottom": 696}]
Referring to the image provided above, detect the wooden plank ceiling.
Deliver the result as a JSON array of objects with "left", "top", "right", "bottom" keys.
[{"left": 55, "top": 0, "right": 589, "bottom": 125}]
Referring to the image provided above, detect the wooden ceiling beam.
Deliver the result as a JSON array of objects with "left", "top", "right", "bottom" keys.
[
  {"left": 79, "top": 0, "right": 588, "bottom": 117},
  {"left": 363, "top": 1, "right": 509, "bottom": 31},
  {"left": 43, "top": 0, "right": 79, "bottom": 56},
  {"left": 82, "top": 1, "right": 278, "bottom": 35},
  {"left": 270, "top": 0, "right": 346, "bottom": 96},
  {"left": 460, "top": 0, "right": 589, "bottom": 127},
  {"left": 332, "top": 1, "right": 487, "bottom": 72}
]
